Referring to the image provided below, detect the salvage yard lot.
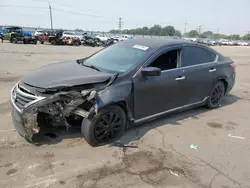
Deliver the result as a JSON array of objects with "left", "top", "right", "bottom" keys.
[{"left": 0, "top": 43, "right": 250, "bottom": 188}]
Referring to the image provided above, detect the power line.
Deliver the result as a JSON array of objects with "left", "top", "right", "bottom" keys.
[
  {"left": 0, "top": 4, "right": 47, "bottom": 9},
  {"left": 0, "top": 4, "right": 112, "bottom": 20}
]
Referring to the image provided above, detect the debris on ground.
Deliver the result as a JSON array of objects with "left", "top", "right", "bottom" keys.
[{"left": 190, "top": 144, "right": 198, "bottom": 150}]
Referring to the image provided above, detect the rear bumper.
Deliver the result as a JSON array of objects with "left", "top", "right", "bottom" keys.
[{"left": 226, "top": 71, "right": 236, "bottom": 94}]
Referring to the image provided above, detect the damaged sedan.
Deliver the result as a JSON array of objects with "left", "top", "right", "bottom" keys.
[{"left": 10, "top": 38, "right": 236, "bottom": 146}]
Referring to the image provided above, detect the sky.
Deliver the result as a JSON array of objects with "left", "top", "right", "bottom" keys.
[{"left": 0, "top": 0, "right": 250, "bottom": 35}]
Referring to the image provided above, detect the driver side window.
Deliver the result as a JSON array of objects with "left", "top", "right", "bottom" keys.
[{"left": 149, "top": 49, "right": 180, "bottom": 71}]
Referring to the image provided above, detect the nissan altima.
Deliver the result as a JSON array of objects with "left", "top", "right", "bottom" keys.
[{"left": 10, "top": 38, "right": 236, "bottom": 146}]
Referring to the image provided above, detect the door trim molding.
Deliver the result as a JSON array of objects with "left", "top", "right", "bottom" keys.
[{"left": 134, "top": 97, "right": 208, "bottom": 124}]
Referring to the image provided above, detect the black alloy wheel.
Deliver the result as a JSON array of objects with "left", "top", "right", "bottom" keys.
[
  {"left": 94, "top": 112, "right": 122, "bottom": 143},
  {"left": 81, "top": 105, "right": 126, "bottom": 147},
  {"left": 207, "top": 81, "right": 225, "bottom": 109}
]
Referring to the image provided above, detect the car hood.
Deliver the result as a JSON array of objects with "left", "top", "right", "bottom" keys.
[{"left": 21, "top": 61, "right": 114, "bottom": 89}]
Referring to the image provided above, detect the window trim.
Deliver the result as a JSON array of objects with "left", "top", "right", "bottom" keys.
[
  {"left": 146, "top": 49, "right": 181, "bottom": 72},
  {"left": 132, "top": 44, "right": 219, "bottom": 78},
  {"left": 133, "top": 45, "right": 182, "bottom": 78}
]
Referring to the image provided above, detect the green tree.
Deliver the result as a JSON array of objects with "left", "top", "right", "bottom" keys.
[
  {"left": 174, "top": 30, "right": 182, "bottom": 37},
  {"left": 229, "top": 34, "right": 240, "bottom": 40},
  {"left": 109, "top": 29, "right": 118, "bottom": 34},
  {"left": 149, "top": 25, "right": 162, "bottom": 36},
  {"left": 241, "top": 34, "right": 250, "bottom": 40},
  {"left": 199, "top": 34, "right": 207, "bottom": 38},
  {"left": 161, "top": 26, "right": 175, "bottom": 36},
  {"left": 202, "top": 31, "right": 213, "bottom": 36},
  {"left": 142, "top": 26, "right": 149, "bottom": 35},
  {"left": 188, "top": 30, "right": 199, "bottom": 37}
]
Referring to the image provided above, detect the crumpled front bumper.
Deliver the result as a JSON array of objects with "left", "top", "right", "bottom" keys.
[
  {"left": 10, "top": 84, "right": 46, "bottom": 140},
  {"left": 10, "top": 84, "right": 97, "bottom": 141},
  {"left": 11, "top": 103, "right": 26, "bottom": 138}
]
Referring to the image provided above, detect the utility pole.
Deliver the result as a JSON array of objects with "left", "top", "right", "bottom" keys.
[
  {"left": 33, "top": 0, "right": 53, "bottom": 30},
  {"left": 198, "top": 25, "right": 202, "bottom": 35},
  {"left": 49, "top": 2, "right": 53, "bottom": 30},
  {"left": 184, "top": 21, "right": 187, "bottom": 34},
  {"left": 118, "top": 17, "right": 123, "bottom": 33}
]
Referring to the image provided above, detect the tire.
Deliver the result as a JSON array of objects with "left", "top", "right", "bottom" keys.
[
  {"left": 13, "top": 38, "right": 18, "bottom": 44},
  {"left": 23, "top": 39, "right": 27, "bottom": 44},
  {"left": 51, "top": 40, "right": 56, "bottom": 45},
  {"left": 81, "top": 105, "right": 126, "bottom": 147},
  {"left": 40, "top": 41, "right": 44, "bottom": 44},
  {"left": 33, "top": 40, "right": 37, "bottom": 44},
  {"left": 206, "top": 81, "right": 225, "bottom": 109}
]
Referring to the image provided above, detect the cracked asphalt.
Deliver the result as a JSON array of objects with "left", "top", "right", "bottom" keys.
[{"left": 0, "top": 43, "right": 250, "bottom": 188}]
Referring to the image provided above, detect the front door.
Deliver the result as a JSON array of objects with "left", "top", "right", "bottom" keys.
[{"left": 133, "top": 47, "right": 187, "bottom": 120}]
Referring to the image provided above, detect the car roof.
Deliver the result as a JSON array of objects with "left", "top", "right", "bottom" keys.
[
  {"left": 5, "top": 27, "right": 22, "bottom": 30},
  {"left": 119, "top": 38, "right": 219, "bottom": 54},
  {"left": 120, "top": 38, "right": 195, "bottom": 50}
]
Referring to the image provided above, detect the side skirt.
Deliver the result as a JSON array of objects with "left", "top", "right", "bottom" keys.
[{"left": 133, "top": 97, "right": 208, "bottom": 125}]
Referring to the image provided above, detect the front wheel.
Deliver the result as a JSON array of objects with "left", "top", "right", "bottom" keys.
[
  {"left": 206, "top": 81, "right": 225, "bottom": 109},
  {"left": 13, "top": 38, "right": 18, "bottom": 44},
  {"left": 81, "top": 105, "right": 126, "bottom": 147}
]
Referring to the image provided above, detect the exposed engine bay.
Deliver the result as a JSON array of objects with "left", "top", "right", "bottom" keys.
[{"left": 11, "top": 75, "right": 118, "bottom": 141}]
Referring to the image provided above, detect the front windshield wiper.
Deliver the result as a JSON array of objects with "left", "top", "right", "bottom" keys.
[{"left": 77, "top": 59, "right": 101, "bottom": 72}]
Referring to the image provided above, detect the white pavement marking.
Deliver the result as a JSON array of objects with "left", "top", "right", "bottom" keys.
[{"left": 228, "top": 134, "right": 245, "bottom": 140}]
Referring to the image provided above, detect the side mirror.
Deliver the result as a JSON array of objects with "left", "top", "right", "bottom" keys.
[{"left": 141, "top": 67, "right": 161, "bottom": 77}]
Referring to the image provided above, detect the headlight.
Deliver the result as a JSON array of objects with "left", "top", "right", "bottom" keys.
[{"left": 81, "top": 89, "right": 92, "bottom": 96}]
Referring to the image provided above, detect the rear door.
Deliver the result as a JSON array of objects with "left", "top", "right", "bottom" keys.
[{"left": 179, "top": 45, "right": 218, "bottom": 105}]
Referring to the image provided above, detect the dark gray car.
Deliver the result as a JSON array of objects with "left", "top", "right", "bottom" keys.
[{"left": 10, "top": 39, "right": 236, "bottom": 146}]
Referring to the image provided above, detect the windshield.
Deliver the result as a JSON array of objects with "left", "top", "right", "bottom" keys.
[{"left": 83, "top": 44, "right": 147, "bottom": 73}]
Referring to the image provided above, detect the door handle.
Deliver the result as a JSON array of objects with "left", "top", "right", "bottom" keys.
[
  {"left": 209, "top": 68, "right": 216, "bottom": 73},
  {"left": 175, "top": 76, "right": 186, "bottom": 81}
]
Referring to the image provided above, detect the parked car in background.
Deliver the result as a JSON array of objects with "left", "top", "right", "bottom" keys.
[
  {"left": 34, "top": 30, "right": 44, "bottom": 36},
  {"left": 62, "top": 31, "right": 77, "bottom": 38},
  {"left": 95, "top": 35, "right": 109, "bottom": 42},
  {"left": 237, "top": 41, "right": 249, "bottom": 46},
  {"left": 118, "top": 35, "right": 134, "bottom": 41},
  {"left": 2, "top": 26, "right": 37, "bottom": 44},
  {"left": 10, "top": 38, "right": 236, "bottom": 146}
]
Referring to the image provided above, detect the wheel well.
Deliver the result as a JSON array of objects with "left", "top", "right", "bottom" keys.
[
  {"left": 116, "top": 101, "right": 128, "bottom": 116},
  {"left": 219, "top": 79, "right": 228, "bottom": 93}
]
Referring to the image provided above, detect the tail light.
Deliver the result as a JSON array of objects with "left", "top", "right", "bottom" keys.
[{"left": 230, "top": 62, "right": 236, "bottom": 70}]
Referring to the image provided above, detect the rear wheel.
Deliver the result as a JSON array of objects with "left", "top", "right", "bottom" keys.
[
  {"left": 206, "top": 81, "right": 225, "bottom": 109},
  {"left": 81, "top": 105, "right": 126, "bottom": 147}
]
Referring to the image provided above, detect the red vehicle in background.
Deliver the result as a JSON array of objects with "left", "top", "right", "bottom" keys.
[{"left": 36, "top": 30, "right": 56, "bottom": 44}]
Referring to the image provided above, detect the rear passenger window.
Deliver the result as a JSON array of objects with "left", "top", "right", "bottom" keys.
[{"left": 182, "top": 46, "right": 216, "bottom": 67}]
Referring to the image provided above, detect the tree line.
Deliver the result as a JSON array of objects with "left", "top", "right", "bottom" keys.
[
  {"left": 110, "top": 25, "right": 182, "bottom": 37},
  {"left": 109, "top": 25, "right": 250, "bottom": 40}
]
